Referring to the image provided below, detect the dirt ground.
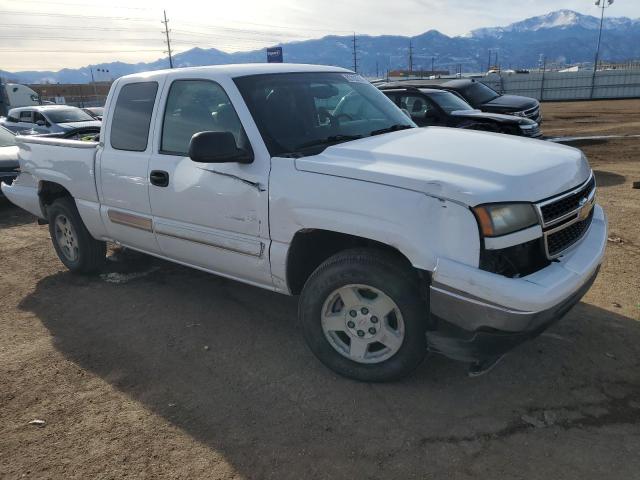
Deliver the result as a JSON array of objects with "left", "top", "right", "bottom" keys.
[{"left": 1, "top": 100, "right": 639, "bottom": 480}]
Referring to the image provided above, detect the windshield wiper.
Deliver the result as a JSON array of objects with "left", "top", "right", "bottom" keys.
[
  {"left": 296, "top": 134, "right": 364, "bottom": 150},
  {"left": 369, "top": 124, "right": 413, "bottom": 137}
]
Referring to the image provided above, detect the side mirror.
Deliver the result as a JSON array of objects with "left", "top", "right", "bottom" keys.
[
  {"left": 36, "top": 120, "right": 46, "bottom": 126},
  {"left": 188, "top": 131, "right": 253, "bottom": 164}
]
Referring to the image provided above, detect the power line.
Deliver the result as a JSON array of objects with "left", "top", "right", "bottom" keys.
[
  {"left": 0, "top": 49, "right": 163, "bottom": 53},
  {"left": 162, "top": 10, "right": 174, "bottom": 69},
  {"left": 16, "top": 0, "right": 155, "bottom": 9},
  {"left": 0, "top": 10, "right": 156, "bottom": 22}
]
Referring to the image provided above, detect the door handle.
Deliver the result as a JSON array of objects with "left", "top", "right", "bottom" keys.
[{"left": 150, "top": 170, "right": 169, "bottom": 187}]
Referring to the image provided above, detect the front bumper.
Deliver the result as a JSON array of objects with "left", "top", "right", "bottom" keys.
[
  {"left": 0, "top": 170, "right": 18, "bottom": 197},
  {"left": 427, "top": 204, "right": 607, "bottom": 362}
]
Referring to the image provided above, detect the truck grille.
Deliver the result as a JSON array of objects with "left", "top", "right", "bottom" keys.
[
  {"left": 523, "top": 105, "right": 541, "bottom": 123},
  {"left": 536, "top": 173, "right": 596, "bottom": 259},
  {"left": 540, "top": 176, "right": 596, "bottom": 224},
  {"left": 546, "top": 210, "right": 594, "bottom": 257}
]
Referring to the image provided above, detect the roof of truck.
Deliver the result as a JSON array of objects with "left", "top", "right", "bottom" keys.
[
  {"left": 118, "top": 63, "right": 353, "bottom": 82},
  {"left": 7, "top": 105, "right": 85, "bottom": 115}
]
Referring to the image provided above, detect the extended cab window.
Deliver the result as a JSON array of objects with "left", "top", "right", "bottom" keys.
[
  {"left": 161, "top": 80, "right": 248, "bottom": 156},
  {"left": 19, "top": 111, "right": 33, "bottom": 123},
  {"left": 111, "top": 82, "right": 158, "bottom": 152}
]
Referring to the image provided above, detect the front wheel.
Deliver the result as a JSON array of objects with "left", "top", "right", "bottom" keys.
[
  {"left": 48, "top": 197, "right": 106, "bottom": 273},
  {"left": 299, "top": 249, "right": 428, "bottom": 382}
]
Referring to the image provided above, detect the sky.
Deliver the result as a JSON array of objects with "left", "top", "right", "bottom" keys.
[{"left": 1, "top": 0, "right": 639, "bottom": 72}]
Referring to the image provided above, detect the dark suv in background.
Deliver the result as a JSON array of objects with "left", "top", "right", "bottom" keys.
[
  {"left": 379, "top": 86, "right": 541, "bottom": 138},
  {"left": 382, "top": 79, "right": 542, "bottom": 124}
]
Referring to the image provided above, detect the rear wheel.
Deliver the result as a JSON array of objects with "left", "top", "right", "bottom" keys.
[
  {"left": 299, "top": 249, "right": 428, "bottom": 382},
  {"left": 48, "top": 197, "right": 106, "bottom": 273}
]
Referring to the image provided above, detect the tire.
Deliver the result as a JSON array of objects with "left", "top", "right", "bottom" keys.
[
  {"left": 47, "top": 197, "right": 106, "bottom": 273},
  {"left": 299, "top": 248, "right": 428, "bottom": 382}
]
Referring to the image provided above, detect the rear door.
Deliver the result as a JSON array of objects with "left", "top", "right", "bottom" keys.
[
  {"left": 97, "top": 79, "right": 164, "bottom": 253},
  {"left": 146, "top": 77, "right": 272, "bottom": 287}
]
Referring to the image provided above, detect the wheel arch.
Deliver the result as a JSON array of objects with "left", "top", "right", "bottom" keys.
[
  {"left": 285, "top": 228, "right": 423, "bottom": 295},
  {"left": 38, "top": 180, "right": 73, "bottom": 219}
]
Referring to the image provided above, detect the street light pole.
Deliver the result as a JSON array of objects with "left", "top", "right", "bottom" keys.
[{"left": 591, "top": 0, "right": 614, "bottom": 98}]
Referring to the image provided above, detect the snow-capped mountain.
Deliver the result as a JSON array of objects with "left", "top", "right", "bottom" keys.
[
  {"left": 471, "top": 9, "right": 637, "bottom": 38},
  {"left": 3, "top": 10, "right": 640, "bottom": 84}
]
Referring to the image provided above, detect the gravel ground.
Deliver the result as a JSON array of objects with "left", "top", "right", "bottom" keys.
[{"left": 1, "top": 100, "right": 639, "bottom": 479}]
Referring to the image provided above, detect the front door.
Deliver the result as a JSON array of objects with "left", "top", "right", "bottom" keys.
[
  {"left": 147, "top": 78, "right": 271, "bottom": 287},
  {"left": 97, "top": 80, "right": 163, "bottom": 253}
]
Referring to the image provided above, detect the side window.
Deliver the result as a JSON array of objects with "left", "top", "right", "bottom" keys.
[
  {"left": 110, "top": 82, "right": 158, "bottom": 152},
  {"left": 161, "top": 80, "right": 246, "bottom": 156},
  {"left": 400, "top": 95, "right": 430, "bottom": 121},
  {"left": 19, "top": 111, "right": 34, "bottom": 123},
  {"left": 34, "top": 112, "right": 47, "bottom": 125}
]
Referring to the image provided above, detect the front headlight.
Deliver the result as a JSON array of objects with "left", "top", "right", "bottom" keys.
[{"left": 473, "top": 203, "right": 539, "bottom": 237}]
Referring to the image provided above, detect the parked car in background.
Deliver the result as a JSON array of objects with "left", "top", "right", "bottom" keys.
[
  {"left": 3, "top": 64, "right": 606, "bottom": 381},
  {"left": 0, "top": 105, "right": 101, "bottom": 135},
  {"left": 82, "top": 107, "right": 104, "bottom": 121},
  {"left": 383, "top": 79, "right": 542, "bottom": 124},
  {"left": 0, "top": 125, "right": 19, "bottom": 196},
  {"left": 35, "top": 125, "right": 101, "bottom": 141},
  {"left": 379, "top": 86, "right": 541, "bottom": 138}
]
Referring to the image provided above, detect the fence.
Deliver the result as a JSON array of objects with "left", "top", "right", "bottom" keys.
[{"left": 479, "top": 69, "right": 640, "bottom": 101}]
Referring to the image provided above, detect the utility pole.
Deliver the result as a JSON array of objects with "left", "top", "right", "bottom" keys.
[
  {"left": 591, "top": 0, "right": 614, "bottom": 97},
  {"left": 352, "top": 33, "right": 358, "bottom": 73},
  {"left": 162, "top": 10, "right": 174, "bottom": 69},
  {"left": 408, "top": 40, "right": 414, "bottom": 75},
  {"left": 431, "top": 56, "right": 435, "bottom": 75},
  {"left": 89, "top": 66, "right": 97, "bottom": 101}
]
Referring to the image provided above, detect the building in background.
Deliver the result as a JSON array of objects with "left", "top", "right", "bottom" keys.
[{"left": 29, "top": 82, "right": 111, "bottom": 108}]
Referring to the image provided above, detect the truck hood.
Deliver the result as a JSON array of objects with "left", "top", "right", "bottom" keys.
[
  {"left": 294, "top": 127, "right": 590, "bottom": 206},
  {"left": 450, "top": 109, "right": 535, "bottom": 125},
  {"left": 481, "top": 94, "right": 538, "bottom": 112}
]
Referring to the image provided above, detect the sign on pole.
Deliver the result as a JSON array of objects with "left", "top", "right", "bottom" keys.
[{"left": 267, "top": 47, "right": 283, "bottom": 63}]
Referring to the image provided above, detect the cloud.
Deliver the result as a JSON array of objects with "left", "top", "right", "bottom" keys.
[{"left": 2, "top": 0, "right": 638, "bottom": 71}]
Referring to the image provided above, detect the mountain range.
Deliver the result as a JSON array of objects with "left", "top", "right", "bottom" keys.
[{"left": 2, "top": 9, "right": 639, "bottom": 84}]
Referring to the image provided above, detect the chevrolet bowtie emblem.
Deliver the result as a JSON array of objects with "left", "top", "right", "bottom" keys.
[{"left": 577, "top": 197, "right": 594, "bottom": 221}]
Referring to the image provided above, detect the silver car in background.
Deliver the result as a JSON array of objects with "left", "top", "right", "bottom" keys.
[
  {"left": 0, "top": 105, "right": 101, "bottom": 135},
  {"left": 0, "top": 125, "right": 19, "bottom": 196}
]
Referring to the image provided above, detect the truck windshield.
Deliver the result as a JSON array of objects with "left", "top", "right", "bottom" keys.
[
  {"left": 0, "top": 126, "right": 16, "bottom": 147},
  {"left": 463, "top": 82, "right": 500, "bottom": 105},
  {"left": 428, "top": 91, "right": 474, "bottom": 114},
  {"left": 46, "top": 108, "right": 95, "bottom": 124},
  {"left": 234, "top": 72, "right": 415, "bottom": 157}
]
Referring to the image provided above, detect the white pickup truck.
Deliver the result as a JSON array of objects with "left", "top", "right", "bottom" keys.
[{"left": 2, "top": 64, "right": 607, "bottom": 381}]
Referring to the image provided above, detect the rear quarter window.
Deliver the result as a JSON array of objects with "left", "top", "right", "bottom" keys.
[{"left": 110, "top": 82, "right": 159, "bottom": 152}]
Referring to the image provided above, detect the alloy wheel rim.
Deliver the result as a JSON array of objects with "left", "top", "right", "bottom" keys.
[
  {"left": 54, "top": 214, "right": 79, "bottom": 262},
  {"left": 321, "top": 284, "right": 405, "bottom": 364}
]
